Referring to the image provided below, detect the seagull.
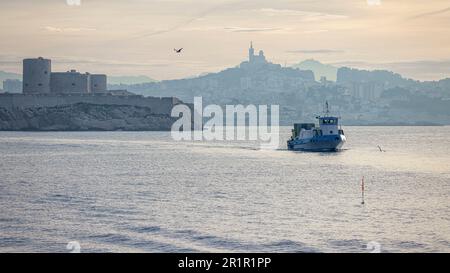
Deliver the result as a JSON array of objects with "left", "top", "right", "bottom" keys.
[
  {"left": 174, "top": 48, "right": 183, "bottom": 53},
  {"left": 377, "top": 145, "right": 385, "bottom": 152}
]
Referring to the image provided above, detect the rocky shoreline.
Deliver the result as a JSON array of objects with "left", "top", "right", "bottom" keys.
[{"left": 0, "top": 103, "right": 178, "bottom": 131}]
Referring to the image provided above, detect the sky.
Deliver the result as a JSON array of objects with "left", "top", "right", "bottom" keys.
[{"left": 0, "top": 0, "right": 449, "bottom": 81}]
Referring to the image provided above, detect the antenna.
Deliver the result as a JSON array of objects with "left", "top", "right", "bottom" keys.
[{"left": 325, "top": 101, "right": 330, "bottom": 116}]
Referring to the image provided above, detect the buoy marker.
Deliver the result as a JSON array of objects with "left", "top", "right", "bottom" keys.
[{"left": 361, "top": 176, "right": 365, "bottom": 205}]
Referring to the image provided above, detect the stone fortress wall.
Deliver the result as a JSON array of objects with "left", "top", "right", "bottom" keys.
[{"left": 0, "top": 93, "right": 182, "bottom": 116}]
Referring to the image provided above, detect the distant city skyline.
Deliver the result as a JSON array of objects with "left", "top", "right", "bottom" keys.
[{"left": 1, "top": 0, "right": 449, "bottom": 80}]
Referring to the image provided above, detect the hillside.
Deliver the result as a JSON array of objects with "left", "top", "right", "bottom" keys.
[
  {"left": 336, "top": 67, "right": 417, "bottom": 88},
  {"left": 292, "top": 59, "right": 338, "bottom": 81},
  {"left": 117, "top": 60, "right": 316, "bottom": 104}
]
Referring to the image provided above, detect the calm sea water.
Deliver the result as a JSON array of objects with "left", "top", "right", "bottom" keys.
[{"left": 0, "top": 127, "right": 449, "bottom": 253}]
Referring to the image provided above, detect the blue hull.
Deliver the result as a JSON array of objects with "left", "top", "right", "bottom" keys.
[{"left": 287, "top": 135, "right": 345, "bottom": 152}]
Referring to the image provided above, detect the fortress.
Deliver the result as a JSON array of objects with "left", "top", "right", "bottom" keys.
[
  {"left": 0, "top": 57, "right": 184, "bottom": 116},
  {"left": 22, "top": 57, "right": 107, "bottom": 94}
]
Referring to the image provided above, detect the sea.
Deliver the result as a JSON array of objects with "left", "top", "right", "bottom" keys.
[{"left": 0, "top": 126, "right": 449, "bottom": 253}]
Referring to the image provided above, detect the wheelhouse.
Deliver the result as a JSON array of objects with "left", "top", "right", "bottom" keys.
[{"left": 318, "top": 117, "right": 339, "bottom": 126}]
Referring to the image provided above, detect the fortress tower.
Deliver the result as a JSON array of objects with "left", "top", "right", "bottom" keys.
[
  {"left": 90, "top": 74, "right": 107, "bottom": 93},
  {"left": 23, "top": 57, "right": 51, "bottom": 94}
]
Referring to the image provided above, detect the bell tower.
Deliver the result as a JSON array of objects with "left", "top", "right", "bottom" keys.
[{"left": 249, "top": 41, "right": 254, "bottom": 63}]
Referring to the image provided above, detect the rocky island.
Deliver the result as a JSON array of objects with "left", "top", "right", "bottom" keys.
[
  {"left": 0, "top": 103, "right": 178, "bottom": 131},
  {"left": 0, "top": 57, "right": 190, "bottom": 131}
]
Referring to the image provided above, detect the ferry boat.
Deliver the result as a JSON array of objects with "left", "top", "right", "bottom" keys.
[{"left": 287, "top": 102, "right": 346, "bottom": 152}]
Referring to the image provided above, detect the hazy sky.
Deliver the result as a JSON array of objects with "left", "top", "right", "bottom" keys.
[{"left": 0, "top": 0, "right": 449, "bottom": 80}]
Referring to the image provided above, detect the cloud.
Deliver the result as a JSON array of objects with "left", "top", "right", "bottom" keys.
[
  {"left": 44, "top": 26, "right": 96, "bottom": 33},
  {"left": 257, "top": 8, "right": 348, "bottom": 21},
  {"left": 287, "top": 49, "right": 344, "bottom": 54},
  {"left": 0, "top": 54, "right": 204, "bottom": 69},
  {"left": 410, "top": 7, "right": 450, "bottom": 19},
  {"left": 224, "top": 27, "right": 289, "bottom": 33},
  {"left": 366, "top": 0, "right": 382, "bottom": 6},
  {"left": 302, "top": 29, "right": 329, "bottom": 34},
  {"left": 0, "top": 55, "right": 22, "bottom": 65},
  {"left": 181, "top": 26, "right": 290, "bottom": 33},
  {"left": 130, "top": 0, "right": 246, "bottom": 39},
  {"left": 49, "top": 57, "right": 207, "bottom": 68}
]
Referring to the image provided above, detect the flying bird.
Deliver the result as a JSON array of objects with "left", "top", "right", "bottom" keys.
[
  {"left": 174, "top": 48, "right": 183, "bottom": 53},
  {"left": 377, "top": 145, "right": 386, "bottom": 152}
]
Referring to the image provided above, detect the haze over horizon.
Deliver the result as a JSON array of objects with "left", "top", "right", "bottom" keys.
[{"left": 1, "top": 0, "right": 449, "bottom": 81}]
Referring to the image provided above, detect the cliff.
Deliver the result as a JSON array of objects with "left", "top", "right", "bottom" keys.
[{"left": 0, "top": 103, "right": 178, "bottom": 131}]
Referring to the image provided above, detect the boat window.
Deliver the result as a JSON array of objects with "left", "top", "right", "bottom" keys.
[
  {"left": 322, "top": 119, "right": 337, "bottom": 125},
  {"left": 330, "top": 131, "right": 333, "bottom": 134}
]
